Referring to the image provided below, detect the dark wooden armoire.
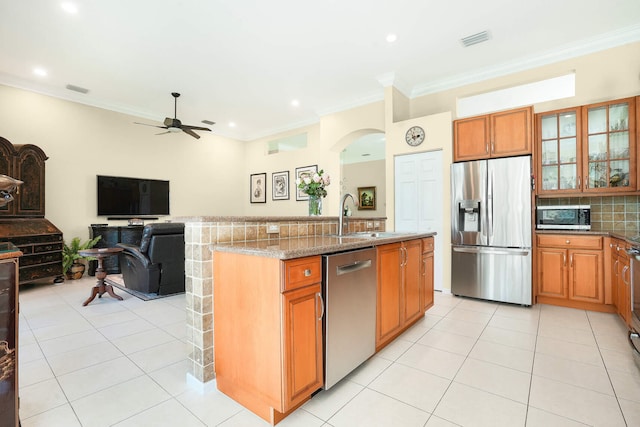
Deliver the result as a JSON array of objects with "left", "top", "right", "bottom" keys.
[{"left": 0, "top": 136, "right": 63, "bottom": 284}]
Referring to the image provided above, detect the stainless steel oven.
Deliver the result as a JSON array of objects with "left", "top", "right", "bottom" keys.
[{"left": 627, "top": 247, "right": 640, "bottom": 368}]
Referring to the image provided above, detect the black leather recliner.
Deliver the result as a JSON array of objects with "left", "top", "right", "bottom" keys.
[{"left": 117, "top": 223, "right": 185, "bottom": 295}]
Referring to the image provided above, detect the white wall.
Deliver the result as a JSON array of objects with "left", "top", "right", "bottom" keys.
[{"left": 0, "top": 85, "right": 246, "bottom": 241}]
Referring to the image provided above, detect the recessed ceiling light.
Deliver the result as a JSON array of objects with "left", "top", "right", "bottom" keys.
[
  {"left": 228, "top": 122, "right": 236, "bottom": 128},
  {"left": 386, "top": 33, "right": 397, "bottom": 43},
  {"left": 60, "top": 2, "right": 78, "bottom": 14},
  {"left": 33, "top": 67, "right": 47, "bottom": 77},
  {"left": 291, "top": 99, "right": 300, "bottom": 107}
]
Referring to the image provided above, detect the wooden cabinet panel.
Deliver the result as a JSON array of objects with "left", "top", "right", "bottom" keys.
[
  {"left": 282, "top": 283, "right": 323, "bottom": 407},
  {"left": 377, "top": 239, "right": 428, "bottom": 350},
  {"left": 454, "top": 116, "right": 490, "bottom": 161},
  {"left": 422, "top": 252, "right": 434, "bottom": 311},
  {"left": 537, "top": 234, "right": 602, "bottom": 250},
  {"left": 536, "top": 233, "right": 611, "bottom": 312},
  {"left": 376, "top": 243, "right": 403, "bottom": 346},
  {"left": 568, "top": 250, "right": 604, "bottom": 303},
  {"left": 0, "top": 252, "right": 20, "bottom": 427},
  {"left": 453, "top": 106, "right": 532, "bottom": 162},
  {"left": 282, "top": 256, "right": 322, "bottom": 292},
  {"left": 537, "top": 247, "right": 567, "bottom": 298},
  {"left": 403, "top": 240, "right": 423, "bottom": 325},
  {"left": 491, "top": 107, "right": 533, "bottom": 157}
]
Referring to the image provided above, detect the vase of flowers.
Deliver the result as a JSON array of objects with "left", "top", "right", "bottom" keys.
[{"left": 297, "top": 169, "right": 330, "bottom": 216}]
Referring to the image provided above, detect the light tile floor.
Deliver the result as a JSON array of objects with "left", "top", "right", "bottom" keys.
[{"left": 17, "top": 276, "right": 640, "bottom": 426}]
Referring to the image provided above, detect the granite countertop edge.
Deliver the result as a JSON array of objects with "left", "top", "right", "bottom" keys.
[{"left": 211, "top": 232, "right": 436, "bottom": 260}]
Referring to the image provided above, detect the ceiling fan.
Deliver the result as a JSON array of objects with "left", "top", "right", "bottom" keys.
[{"left": 135, "top": 92, "right": 213, "bottom": 139}]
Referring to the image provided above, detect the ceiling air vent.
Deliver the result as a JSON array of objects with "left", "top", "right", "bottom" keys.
[
  {"left": 460, "top": 30, "right": 491, "bottom": 48},
  {"left": 65, "top": 84, "right": 89, "bottom": 94},
  {"left": 201, "top": 119, "right": 216, "bottom": 125}
]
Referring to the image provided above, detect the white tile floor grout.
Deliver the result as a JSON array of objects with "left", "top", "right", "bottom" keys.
[{"left": 16, "top": 276, "right": 640, "bottom": 426}]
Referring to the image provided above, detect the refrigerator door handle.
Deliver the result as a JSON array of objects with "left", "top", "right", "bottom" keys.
[
  {"left": 487, "top": 168, "right": 493, "bottom": 239},
  {"left": 452, "top": 246, "right": 530, "bottom": 256}
]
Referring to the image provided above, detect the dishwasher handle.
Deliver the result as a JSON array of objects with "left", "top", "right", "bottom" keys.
[{"left": 336, "top": 259, "right": 372, "bottom": 276}]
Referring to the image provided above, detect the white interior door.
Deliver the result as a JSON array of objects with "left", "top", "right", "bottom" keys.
[{"left": 395, "top": 150, "right": 444, "bottom": 291}]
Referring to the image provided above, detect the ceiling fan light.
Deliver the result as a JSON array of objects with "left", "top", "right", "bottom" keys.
[{"left": 168, "top": 127, "right": 181, "bottom": 133}]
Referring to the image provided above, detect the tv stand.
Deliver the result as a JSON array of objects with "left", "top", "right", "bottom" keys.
[{"left": 88, "top": 225, "right": 144, "bottom": 275}]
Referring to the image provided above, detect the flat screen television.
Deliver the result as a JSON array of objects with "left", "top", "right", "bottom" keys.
[{"left": 97, "top": 175, "right": 169, "bottom": 218}]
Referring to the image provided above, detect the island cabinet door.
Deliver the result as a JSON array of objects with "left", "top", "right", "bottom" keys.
[
  {"left": 376, "top": 243, "right": 403, "bottom": 348},
  {"left": 422, "top": 251, "right": 435, "bottom": 311},
  {"left": 282, "top": 283, "right": 323, "bottom": 411},
  {"left": 403, "top": 240, "right": 423, "bottom": 325}
]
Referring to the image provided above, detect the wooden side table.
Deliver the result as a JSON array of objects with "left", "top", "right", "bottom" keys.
[{"left": 79, "top": 247, "right": 124, "bottom": 306}]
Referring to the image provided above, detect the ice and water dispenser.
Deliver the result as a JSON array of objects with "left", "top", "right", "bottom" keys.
[{"left": 457, "top": 200, "right": 481, "bottom": 232}]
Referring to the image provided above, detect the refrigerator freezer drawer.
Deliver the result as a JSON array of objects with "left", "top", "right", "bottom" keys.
[{"left": 451, "top": 246, "right": 532, "bottom": 305}]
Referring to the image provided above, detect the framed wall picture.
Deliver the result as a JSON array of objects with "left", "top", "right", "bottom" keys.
[
  {"left": 295, "top": 165, "right": 317, "bottom": 201},
  {"left": 357, "top": 186, "right": 376, "bottom": 210},
  {"left": 272, "top": 171, "right": 289, "bottom": 201},
  {"left": 250, "top": 173, "right": 267, "bottom": 203}
]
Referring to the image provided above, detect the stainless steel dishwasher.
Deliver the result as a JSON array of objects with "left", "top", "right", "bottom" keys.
[{"left": 322, "top": 247, "right": 377, "bottom": 389}]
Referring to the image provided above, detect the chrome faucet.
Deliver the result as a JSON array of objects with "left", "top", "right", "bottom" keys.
[{"left": 338, "top": 193, "right": 357, "bottom": 236}]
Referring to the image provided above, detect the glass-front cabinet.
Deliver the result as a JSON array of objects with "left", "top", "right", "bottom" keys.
[
  {"left": 583, "top": 99, "right": 635, "bottom": 192},
  {"left": 536, "top": 97, "right": 637, "bottom": 195},
  {"left": 538, "top": 108, "right": 581, "bottom": 193}
]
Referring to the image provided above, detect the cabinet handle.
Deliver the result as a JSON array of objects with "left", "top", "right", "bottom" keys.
[
  {"left": 491, "top": 141, "right": 495, "bottom": 153},
  {"left": 569, "top": 254, "right": 573, "bottom": 268},
  {"left": 622, "top": 266, "right": 630, "bottom": 285},
  {"left": 485, "top": 143, "right": 489, "bottom": 154},
  {"left": 304, "top": 269, "right": 312, "bottom": 277},
  {"left": 565, "top": 240, "right": 570, "bottom": 244},
  {"left": 316, "top": 292, "right": 325, "bottom": 321},
  {"left": 577, "top": 176, "right": 581, "bottom": 189},
  {"left": 614, "top": 259, "right": 619, "bottom": 277},
  {"left": 423, "top": 258, "right": 426, "bottom": 276},
  {"left": 563, "top": 253, "right": 566, "bottom": 267}
]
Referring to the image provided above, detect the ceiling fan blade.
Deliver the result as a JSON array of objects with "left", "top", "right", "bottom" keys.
[
  {"left": 182, "top": 128, "right": 201, "bottom": 139},
  {"left": 181, "top": 125, "right": 212, "bottom": 131},
  {"left": 134, "top": 122, "right": 167, "bottom": 129},
  {"left": 156, "top": 130, "right": 171, "bottom": 135}
]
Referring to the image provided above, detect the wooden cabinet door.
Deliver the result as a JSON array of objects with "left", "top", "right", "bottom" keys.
[
  {"left": 537, "top": 247, "right": 567, "bottom": 299},
  {"left": 282, "top": 283, "right": 323, "bottom": 410},
  {"left": 568, "top": 250, "right": 604, "bottom": 303},
  {"left": 422, "top": 252, "right": 434, "bottom": 311},
  {"left": 376, "top": 243, "right": 403, "bottom": 347},
  {"left": 403, "top": 240, "right": 423, "bottom": 325},
  {"left": 491, "top": 106, "right": 533, "bottom": 157},
  {"left": 454, "top": 115, "right": 490, "bottom": 161},
  {"left": 619, "top": 256, "right": 632, "bottom": 326}
]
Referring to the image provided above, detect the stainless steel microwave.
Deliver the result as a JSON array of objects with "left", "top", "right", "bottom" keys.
[{"left": 536, "top": 205, "right": 591, "bottom": 230}]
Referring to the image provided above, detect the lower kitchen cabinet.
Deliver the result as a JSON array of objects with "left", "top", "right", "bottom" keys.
[
  {"left": 611, "top": 238, "right": 632, "bottom": 326},
  {"left": 376, "top": 239, "right": 423, "bottom": 350},
  {"left": 213, "top": 252, "right": 323, "bottom": 425},
  {"left": 536, "top": 234, "right": 611, "bottom": 311},
  {"left": 422, "top": 237, "right": 435, "bottom": 311}
]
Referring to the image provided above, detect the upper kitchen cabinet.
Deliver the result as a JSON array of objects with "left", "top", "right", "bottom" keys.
[
  {"left": 537, "top": 107, "right": 582, "bottom": 194},
  {"left": 536, "top": 97, "right": 637, "bottom": 195},
  {"left": 453, "top": 106, "right": 533, "bottom": 162},
  {"left": 582, "top": 97, "right": 636, "bottom": 193}
]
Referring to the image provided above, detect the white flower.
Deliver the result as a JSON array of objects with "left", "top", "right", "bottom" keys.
[
  {"left": 323, "top": 175, "right": 331, "bottom": 185},
  {"left": 312, "top": 173, "right": 321, "bottom": 183},
  {"left": 295, "top": 178, "right": 302, "bottom": 186},
  {"left": 303, "top": 176, "right": 312, "bottom": 185}
]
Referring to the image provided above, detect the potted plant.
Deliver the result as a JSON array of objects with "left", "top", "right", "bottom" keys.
[{"left": 62, "top": 235, "right": 102, "bottom": 280}]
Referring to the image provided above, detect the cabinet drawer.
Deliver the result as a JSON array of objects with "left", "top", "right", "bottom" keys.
[
  {"left": 422, "top": 237, "right": 434, "bottom": 253},
  {"left": 537, "top": 234, "right": 602, "bottom": 250},
  {"left": 282, "top": 256, "right": 322, "bottom": 292}
]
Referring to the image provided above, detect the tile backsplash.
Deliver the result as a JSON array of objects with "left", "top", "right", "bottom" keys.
[{"left": 537, "top": 196, "right": 639, "bottom": 234}]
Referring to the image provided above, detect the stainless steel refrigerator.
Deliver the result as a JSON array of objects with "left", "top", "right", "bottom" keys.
[{"left": 451, "top": 155, "right": 532, "bottom": 305}]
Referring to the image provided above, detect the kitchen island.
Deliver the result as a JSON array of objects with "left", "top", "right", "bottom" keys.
[{"left": 211, "top": 231, "right": 435, "bottom": 425}]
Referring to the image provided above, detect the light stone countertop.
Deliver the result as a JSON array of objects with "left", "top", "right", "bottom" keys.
[{"left": 211, "top": 232, "right": 436, "bottom": 259}]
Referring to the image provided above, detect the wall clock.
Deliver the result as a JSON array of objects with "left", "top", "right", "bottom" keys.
[{"left": 405, "top": 126, "right": 425, "bottom": 146}]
